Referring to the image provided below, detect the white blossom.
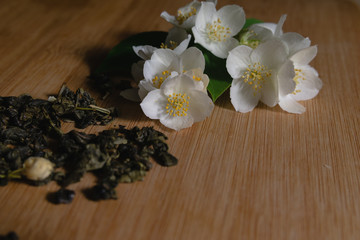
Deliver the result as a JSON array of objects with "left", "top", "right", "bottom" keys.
[
  {"left": 138, "top": 47, "right": 208, "bottom": 100},
  {"left": 121, "top": 28, "right": 192, "bottom": 102},
  {"left": 278, "top": 45, "right": 323, "bottom": 113},
  {"left": 241, "top": 15, "right": 322, "bottom": 113},
  {"left": 192, "top": 2, "right": 245, "bottom": 58},
  {"left": 131, "top": 27, "right": 192, "bottom": 82},
  {"left": 161, "top": 0, "right": 217, "bottom": 30},
  {"left": 246, "top": 15, "right": 311, "bottom": 55},
  {"left": 140, "top": 74, "right": 214, "bottom": 130},
  {"left": 226, "top": 39, "right": 295, "bottom": 112}
]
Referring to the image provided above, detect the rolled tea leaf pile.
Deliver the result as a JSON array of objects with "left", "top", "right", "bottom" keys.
[{"left": 0, "top": 85, "right": 177, "bottom": 203}]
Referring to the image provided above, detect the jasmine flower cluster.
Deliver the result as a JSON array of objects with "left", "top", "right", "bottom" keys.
[{"left": 124, "top": 1, "right": 322, "bottom": 130}]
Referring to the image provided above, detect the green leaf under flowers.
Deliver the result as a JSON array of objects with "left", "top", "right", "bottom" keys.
[
  {"left": 95, "top": 31, "right": 168, "bottom": 76},
  {"left": 243, "top": 18, "right": 263, "bottom": 29}
]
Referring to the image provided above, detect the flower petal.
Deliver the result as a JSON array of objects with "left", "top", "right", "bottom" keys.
[
  {"left": 160, "top": 11, "right": 177, "bottom": 25},
  {"left": 178, "top": 0, "right": 201, "bottom": 16},
  {"left": 180, "top": 47, "right": 205, "bottom": 71},
  {"left": 184, "top": 69, "right": 209, "bottom": 92},
  {"left": 207, "top": 37, "right": 239, "bottom": 59},
  {"left": 176, "top": 0, "right": 201, "bottom": 29},
  {"left": 140, "top": 89, "right": 168, "bottom": 119},
  {"left": 150, "top": 48, "right": 179, "bottom": 67},
  {"left": 251, "top": 39, "right": 287, "bottom": 69},
  {"left": 281, "top": 33, "right": 311, "bottom": 56},
  {"left": 173, "top": 34, "right": 192, "bottom": 55},
  {"left": 166, "top": 27, "right": 188, "bottom": 42},
  {"left": 195, "top": 2, "right": 216, "bottom": 31},
  {"left": 292, "top": 65, "right": 322, "bottom": 101},
  {"left": 188, "top": 90, "right": 214, "bottom": 122},
  {"left": 217, "top": 4, "right": 245, "bottom": 36},
  {"left": 160, "top": 114, "right": 194, "bottom": 131},
  {"left": 249, "top": 24, "right": 275, "bottom": 42},
  {"left": 252, "top": 22, "right": 277, "bottom": 33},
  {"left": 230, "top": 77, "right": 260, "bottom": 112},
  {"left": 274, "top": 14, "right": 287, "bottom": 36},
  {"left": 143, "top": 49, "right": 179, "bottom": 81},
  {"left": 162, "top": 74, "right": 197, "bottom": 96},
  {"left": 278, "top": 60, "right": 296, "bottom": 97},
  {"left": 226, "top": 45, "right": 252, "bottom": 78},
  {"left": 260, "top": 75, "right": 278, "bottom": 107},
  {"left": 192, "top": 26, "right": 209, "bottom": 46},
  {"left": 143, "top": 59, "right": 167, "bottom": 82},
  {"left": 279, "top": 94, "right": 306, "bottom": 114},
  {"left": 138, "top": 79, "right": 156, "bottom": 100},
  {"left": 133, "top": 45, "right": 158, "bottom": 60},
  {"left": 290, "top": 45, "right": 318, "bottom": 66}
]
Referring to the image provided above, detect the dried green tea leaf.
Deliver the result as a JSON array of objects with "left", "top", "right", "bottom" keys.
[
  {"left": 46, "top": 188, "right": 75, "bottom": 204},
  {"left": 0, "top": 231, "right": 19, "bottom": 240},
  {"left": 51, "top": 84, "right": 118, "bottom": 129}
]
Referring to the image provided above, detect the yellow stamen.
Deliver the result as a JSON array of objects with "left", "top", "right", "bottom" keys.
[
  {"left": 166, "top": 93, "right": 190, "bottom": 117},
  {"left": 241, "top": 62, "right": 272, "bottom": 95},
  {"left": 152, "top": 70, "right": 171, "bottom": 88},
  {"left": 292, "top": 68, "right": 306, "bottom": 95},
  {"left": 176, "top": 7, "right": 197, "bottom": 25},
  {"left": 192, "top": 75, "right": 202, "bottom": 81},
  {"left": 160, "top": 40, "right": 179, "bottom": 50},
  {"left": 206, "top": 18, "right": 232, "bottom": 42}
]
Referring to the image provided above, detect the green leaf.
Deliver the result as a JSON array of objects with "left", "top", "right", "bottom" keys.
[
  {"left": 243, "top": 18, "right": 263, "bottom": 29},
  {"left": 95, "top": 31, "right": 168, "bottom": 76}
]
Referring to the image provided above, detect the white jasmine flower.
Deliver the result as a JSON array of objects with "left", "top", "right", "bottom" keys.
[
  {"left": 131, "top": 27, "right": 192, "bottom": 82},
  {"left": 192, "top": 2, "right": 245, "bottom": 58},
  {"left": 246, "top": 15, "right": 311, "bottom": 55},
  {"left": 22, "top": 157, "right": 54, "bottom": 181},
  {"left": 244, "top": 15, "right": 322, "bottom": 113},
  {"left": 122, "top": 28, "right": 192, "bottom": 102},
  {"left": 163, "top": 27, "right": 192, "bottom": 55},
  {"left": 226, "top": 39, "right": 295, "bottom": 112},
  {"left": 138, "top": 46, "right": 208, "bottom": 100},
  {"left": 161, "top": 0, "right": 217, "bottom": 29},
  {"left": 133, "top": 27, "right": 191, "bottom": 63},
  {"left": 140, "top": 74, "right": 214, "bottom": 131},
  {"left": 278, "top": 45, "right": 323, "bottom": 113}
]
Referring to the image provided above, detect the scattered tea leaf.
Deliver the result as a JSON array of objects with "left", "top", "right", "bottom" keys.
[
  {"left": 47, "top": 188, "right": 75, "bottom": 205},
  {"left": 0, "top": 231, "right": 19, "bottom": 240}
]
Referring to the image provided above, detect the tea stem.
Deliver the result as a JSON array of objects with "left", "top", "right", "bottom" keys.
[
  {"left": 75, "top": 105, "right": 111, "bottom": 115},
  {"left": 2, "top": 168, "right": 24, "bottom": 179}
]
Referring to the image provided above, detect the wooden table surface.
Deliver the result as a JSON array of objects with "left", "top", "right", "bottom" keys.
[{"left": 0, "top": 0, "right": 359, "bottom": 239}]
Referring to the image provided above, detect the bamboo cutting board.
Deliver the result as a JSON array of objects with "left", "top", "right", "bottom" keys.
[{"left": 0, "top": 0, "right": 359, "bottom": 239}]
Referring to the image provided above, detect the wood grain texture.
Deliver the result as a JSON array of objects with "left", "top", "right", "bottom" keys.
[{"left": 0, "top": 0, "right": 359, "bottom": 239}]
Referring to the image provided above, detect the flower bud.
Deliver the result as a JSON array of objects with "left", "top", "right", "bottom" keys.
[{"left": 23, "top": 157, "right": 54, "bottom": 181}]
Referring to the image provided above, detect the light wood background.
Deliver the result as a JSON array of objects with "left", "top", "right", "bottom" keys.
[{"left": 0, "top": 0, "right": 359, "bottom": 239}]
